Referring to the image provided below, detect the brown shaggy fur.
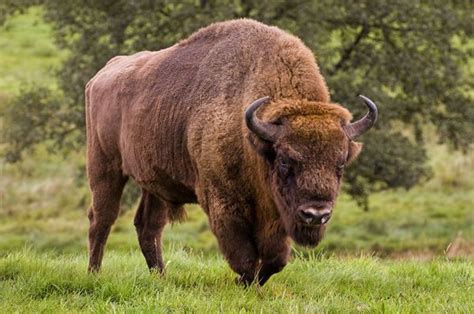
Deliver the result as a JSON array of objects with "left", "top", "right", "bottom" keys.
[{"left": 85, "top": 19, "right": 362, "bottom": 285}]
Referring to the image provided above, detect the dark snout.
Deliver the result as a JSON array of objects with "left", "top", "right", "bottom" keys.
[{"left": 297, "top": 202, "right": 332, "bottom": 225}]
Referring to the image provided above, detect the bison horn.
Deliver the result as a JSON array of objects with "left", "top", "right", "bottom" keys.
[
  {"left": 343, "top": 95, "right": 379, "bottom": 140},
  {"left": 245, "top": 96, "right": 280, "bottom": 142}
]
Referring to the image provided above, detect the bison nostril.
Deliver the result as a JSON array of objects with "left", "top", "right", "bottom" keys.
[
  {"left": 299, "top": 208, "right": 318, "bottom": 224},
  {"left": 320, "top": 213, "right": 331, "bottom": 224},
  {"left": 298, "top": 207, "right": 332, "bottom": 225}
]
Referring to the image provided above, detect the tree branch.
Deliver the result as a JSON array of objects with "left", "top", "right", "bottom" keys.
[{"left": 328, "top": 23, "right": 370, "bottom": 76}]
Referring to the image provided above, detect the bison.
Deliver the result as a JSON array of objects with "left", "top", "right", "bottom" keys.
[{"left": 85, "top": 19, "right": 378, "bottom": 285}]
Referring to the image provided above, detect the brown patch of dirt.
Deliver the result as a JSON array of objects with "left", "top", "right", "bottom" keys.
[
  {"left": 389, "top": 234, "right": 474, "bottom": 261},
  {"left": 445, "top": 233, "right": 474, "bottom": 258},
  {"left": 389, "top": 250, "right": 437, "bottom": 261}
]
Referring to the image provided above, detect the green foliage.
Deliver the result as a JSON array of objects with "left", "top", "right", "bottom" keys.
[
  {"left": 1, "top": 250, "right": 473, "bottom": 312},
  {"left": 1, "top": 1, "right": 473, "bottom": 205},
  {"left": 345, "top": 130, "right": 432, "bottom": 209},
  {"left": 1, "top": 86, "right": 78, "bottom": 162}
]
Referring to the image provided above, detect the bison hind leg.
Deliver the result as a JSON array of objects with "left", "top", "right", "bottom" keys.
[
  {"left": 134, "top": 191, "right": 183, "bottom": 273},
  {"left": 87, "top": 172, "right": 128, "bottom": 273}
]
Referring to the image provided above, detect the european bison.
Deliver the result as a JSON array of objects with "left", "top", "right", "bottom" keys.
[{"left": 85, "top": 19, "right": 378, "bottom": 285}]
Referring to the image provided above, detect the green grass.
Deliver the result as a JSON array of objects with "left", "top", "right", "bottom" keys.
[{"left": 1, "top": 250, "right": 472, "bottom": 313}]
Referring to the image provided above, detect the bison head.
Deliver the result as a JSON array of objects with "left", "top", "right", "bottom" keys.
[{"left": 245, "top": 96, "right": 378, "bottom": 247}]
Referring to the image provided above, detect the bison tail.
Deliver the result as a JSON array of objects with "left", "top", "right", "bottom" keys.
[{"left": 168, "top": 205, "right": 187, "bottom": 223}]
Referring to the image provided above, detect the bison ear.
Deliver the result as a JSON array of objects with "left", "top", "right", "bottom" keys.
[
  {"left": 346, "top": 141, "right": 363, "bottom": 165},
  {"left": 247, "top": 134, "right": 276, "bottom": 162}
]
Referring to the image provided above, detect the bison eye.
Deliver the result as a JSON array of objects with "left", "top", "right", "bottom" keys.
[
  {"left": 279, "top": 159, "right": 288, "bottom": 171},
  {"left": 277, "top": 158, "right": 292, "bottom": 178},
  {"left": 336, "top": 164, "right": 345, "bottom": 178}
]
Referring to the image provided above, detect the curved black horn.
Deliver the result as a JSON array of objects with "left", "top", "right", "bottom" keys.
[
  {"left": 343, "top": 95, "right": 378, "bottom": 140},
  {"left": 245, "top": 96, "right": 280, "bottom": 142}
]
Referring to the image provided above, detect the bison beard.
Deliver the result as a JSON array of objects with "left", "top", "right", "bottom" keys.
[
  {"left": 84, "top": 19, "right": 377, "bottom": 286},
  {"left": 291, "top": 224, "right": 326, "bottom": 247}
]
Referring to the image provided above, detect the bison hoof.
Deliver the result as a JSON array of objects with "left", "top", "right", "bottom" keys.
[
  {"left": 235, "top": 274, "right": 255, "bottom": 287},
  {"left": 149, "top": 267, "right": 165, "bottom": 276}
]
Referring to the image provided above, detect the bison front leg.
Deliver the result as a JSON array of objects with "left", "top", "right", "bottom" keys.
[
  {"left": 209, "top": 214, "right": 259, "bottom": 286},
  {"left": 256, "top": 221, "right": 291, "bottom": 285},
  {"left": 134, "top": 191, "right": 168, "bottom": 273},
  {"left": 257, "top": 252, "right": 289, "bottom": 286}
]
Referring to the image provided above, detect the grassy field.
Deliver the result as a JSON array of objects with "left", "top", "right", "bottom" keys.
[
  {"left": 1, "top": 250, "right": 472, "bottom": 312},
  {"left": 1, "top": 8, "right": 474, "bottom": 313},
  {"left": 0, "top": 7, "right": 64, "bottom": 97}
]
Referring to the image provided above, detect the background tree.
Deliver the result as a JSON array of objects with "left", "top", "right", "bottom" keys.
[{"left": 2, "top": 0, "right": 473, "bottom": 208}]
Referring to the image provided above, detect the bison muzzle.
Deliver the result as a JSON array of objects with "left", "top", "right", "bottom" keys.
[{"left": 85, "top": 19, "right": 378, "bottom": 286}]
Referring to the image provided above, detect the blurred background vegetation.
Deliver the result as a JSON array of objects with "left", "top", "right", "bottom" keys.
[{"left": 0, "top": 1, "right": 473, "bottom": 260}]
